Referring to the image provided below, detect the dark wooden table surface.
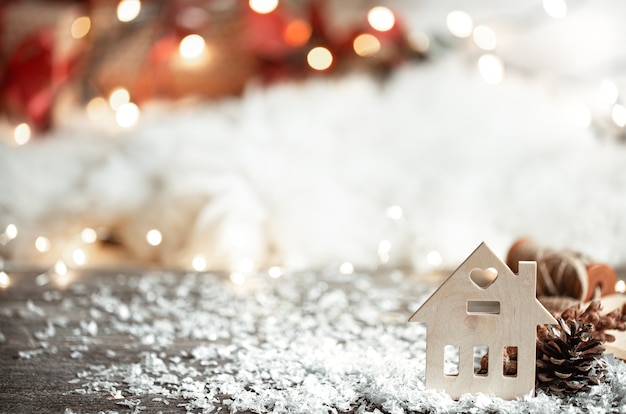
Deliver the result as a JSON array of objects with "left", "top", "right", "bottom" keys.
[
  {"left": 0, "top": 268, "right": 188, "bottom": 413},
  {"left": 1, "top": 266, "right": 624, "bottom": 414}
]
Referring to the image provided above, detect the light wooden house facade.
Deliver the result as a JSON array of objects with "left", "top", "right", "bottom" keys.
[{"left": 410, "top": 242, "right": 557, "bottom": 400}]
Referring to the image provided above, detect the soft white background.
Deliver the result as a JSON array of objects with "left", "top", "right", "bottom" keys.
[{"left": 2, "top": 0, "right": 626, "bottom": 271}]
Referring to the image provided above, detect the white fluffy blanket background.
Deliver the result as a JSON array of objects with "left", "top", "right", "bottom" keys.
[{"left": 2, "top": 0, "right": 626, "bottom": 272}]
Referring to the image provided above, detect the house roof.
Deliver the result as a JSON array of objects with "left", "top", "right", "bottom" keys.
[{"left": 409, "top": 242, "right": 557, "bottom": 327}]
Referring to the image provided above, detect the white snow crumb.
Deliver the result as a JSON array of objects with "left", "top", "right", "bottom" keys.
[
  {"left": 61, "top": 270, "right": 626, "bottom": 413},
  {"left": 18, "top": 349, "right": 45, "bottom": 359},
  {"left": 26, "top": 300, "right": 46, "bottom": 317},
  {"left": 84, "top": 320, "right": 98, "bottom": 336}
]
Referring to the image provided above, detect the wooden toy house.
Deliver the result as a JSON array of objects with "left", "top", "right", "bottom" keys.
[{"left": 410, "top": 242, "right": 557, "bottom": 400}]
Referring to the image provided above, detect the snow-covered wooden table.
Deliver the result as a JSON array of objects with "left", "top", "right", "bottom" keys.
[{"left": 1, "top": 267, "right": 625, "bottom": 413}]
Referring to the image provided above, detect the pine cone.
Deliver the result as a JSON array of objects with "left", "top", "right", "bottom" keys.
[
  {"left": 536, "top": 318, "right": 606, "bottom": 394},
  {"left": 556, "top": 300, "right": 626, "bottom": 343}
]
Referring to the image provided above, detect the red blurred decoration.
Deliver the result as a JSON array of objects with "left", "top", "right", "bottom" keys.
[
  {"left": 0, "top": 3, "right": 81, "bottom": 131},
  {"left": 0, "top": 0, "right": 425, "bottom": 133}
]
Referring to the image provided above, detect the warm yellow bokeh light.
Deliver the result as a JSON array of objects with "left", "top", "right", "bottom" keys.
[
  {"left": 385, "top": 205, "right": 403, "bottom": 220},
  {"left": 339, "top": 262, "right": 354, "bottom": 275},
  {"left": 14, "top": 123, "right": 31, "bottom": 146},
  {"left": 81, "top": 228, "right": 98, "bottom": 244},
  {"left": 612, "top": 104, "right": 626, "bottom": 127},
  {"left": 353, "top": 34, "right": 381, "bottom": 57},
  {"left": 0, "top": 271, "right": 9, "bottom": 288},
  {"left": 179, "top": 34, "right": 206, "bottom": 59},
  {"left": 5, "top": 224, "right": 18, "bottom": 240},
  {"left": 55, "top": 260, "right": 68, "bottom": 276},
  {"left": 237, "top": 258, "right": 254, "bottom": 273},
  {"left": 230, "top": 271, "right": 246, "bottom": 285},
  {"left": 115, "top": 102, "right": 140, "bottom": 128},
  {"left": 283, "top": 19, "right": 311, "bottom": 47},
  {"left": 268, "top": 266, "right": 283, "bottom": 278},
  {"left": 427, "top": 250, "right": 443, "bottom": 267},
  {"left": 192, "top": 254, "right": 207, "bottom": 271},
  {"left": 35, "top": 236, "right": 51, "bottom": 253},
  {"left": 473, "top": 25, "right": 497, "bottom": 51},
  {"left": 109, "top": 88, "right": 130, "bottom": 110},
  {"left": 86, "top": 97, "right": 109, "bottom": 121},
  {"left": 307, "top": 47, "right": 333, "bottom": 71},
  {"left": 249, "top": 0, "right": 278, "bottom": 14},
  {"left": 146, "top": 229, "right": 162, "bottom": 246},
  {"left": 71, "top": 16, "right": 91, "bottom": 39},
  {"left": 408, "top": 31, "right": 429, "bottom": 53},
  {"left": 447, "top": 10, "right": 473, "bottom": 38},
  {"left": 616, "top": 279, "right": 626, "bottom": 293},
  {"left": 543, "top": 0, "right": 567, "bottom": 19},
  {"left": 117, "top": 0, "right": 142, "bottom": 22},
  {"left": 367, "top": 6, "right": 395, "bottom": 32},
  {"left": 72, "top": 248, "right": 87, "bottom": 266},
  {"left": 601, "top": 80, "right": 619, "bottom": 105},
  {"left": 478, "top": 54, "right": 504, "bottom": 84}
]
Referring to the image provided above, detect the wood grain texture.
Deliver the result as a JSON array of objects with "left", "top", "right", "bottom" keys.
[{"left": 409, "top": 242, "right": 557, "bottom": 400}]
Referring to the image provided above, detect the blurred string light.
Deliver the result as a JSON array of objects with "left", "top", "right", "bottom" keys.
[
  {"left": 230, "top": 271, "right": 246, "bottom": 285},
  {"left": 71, "top": 16, "right": 91, "bottom": 39},
  {"left": 146, "top": 229, "right": 162, "bottom": 246},
  {"left": 235, "top": 258, "right": 254, "bottom": 273},
  {"left": 268, "top": 266, "right": 283, "bottom": 278},
  {"left": 367, "top": 6, "right": 395, "bottom": 32},
  {"left": 283, "top": 19, "right": 311, "bottom": 47},
  {"left": 612, "top": 104, "right": 626, "bottom": 128},
  {"left": 14, "top": 123, "right": 31, "bottom": 146},
  {"left": 35, "top": 236, "right": 51, "bottom": 253},
  {"left": 53, "top": 260, "right": 72, "bottom": 288},
  {"left": 54, "top": 260, "right": 68, "bottom": 276},
  {"left": 378, "top": 239, "right": 391, "bottom": 264},
  {"left": 426, "top": 250, "right": 443, "bottom": 267},
  {"left": 0, "top": 271, "right": 9, "bottom": 289},
  {"left": 339, "top": 262, "right": 354, "bottom": 275},
  {"left": 543, "top": 0, "right": 567, "bottom": 19},
  {"left": 472, "top": 26, "right": 496, "bottom": 51},
  {"left": 385, "top": 205, "right": 403, "bottom": 220},
  {"left": 192, "top": 254, "right": 207, "bottom": 271},
  {"left": 600, "top": 80, "right": 619, "bottom": 104},
  {"left": 117, "top": 0, "right": 142, "bottom": 23},
  {"left": 446, "top": 10, "right": 473, "bottom": 38},
  {"left": 81, "top": 228, "right": 98, "bottom": 244},
  {"left": 4, "top": 224, "right": 18, "bottom": 240},
  {"left": 72, "top": 248, "right": 87, "bottom": 266},
  {"left": 307, "top": 47, "right": 333, "bottom": 71},
  {"left": 179, "top": 34, "right": 206, "bottom": 59},
  {"left": 616, "top": 279, "right": 626, "bottom": 294},
  {"left": 249, "top": 0, "right": 278, "bottom": 14},
  {"left": 353, "top": 34, "right": 381, "bottom": 57},
  {"left": 115, "top": 103, "right": 140, "bottom": 128},
  {"left": 408, "top": 31, "right": 429, "bottom": 53},
  {"left": 86, "top": 97, "right": 109, "bottom": 121},
  {"left": 109, "top": 88, "right": 130, "bottom": 110},
  {"left": 478, "top": 54, "right": 504, "bottom": 84}
]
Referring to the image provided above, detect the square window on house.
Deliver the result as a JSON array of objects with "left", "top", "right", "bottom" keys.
[
  {"left": 503, "top": 346, "right": 518, "bottom": 377},
  {"left": 474, "top": 346, "right": 489, "bottom": 376},
  {"left": 443, "top": 345, "right": 459, "bottom": 376}
]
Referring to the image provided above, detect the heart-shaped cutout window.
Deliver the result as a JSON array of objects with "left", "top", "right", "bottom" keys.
[{"left": 469, "top": 267, "right": 498, "bottom": 289}]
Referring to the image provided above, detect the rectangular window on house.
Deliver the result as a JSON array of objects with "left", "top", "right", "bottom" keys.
[
  {"left": 503, "top": 346, "right": 518, "bottom": 377},
  {"left": 467, "top": 300, "right": 500, "bottom": 314},
  {"left": 443, "top": 345, "right": 459, "bottom": 376},
  {"left": 474, "top": 346, "right": 489, "bottom": 376}
]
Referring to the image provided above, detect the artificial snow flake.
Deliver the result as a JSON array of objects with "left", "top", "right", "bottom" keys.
[{"left": 9, "top": 268, "right": 623, "bottom": 413}]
